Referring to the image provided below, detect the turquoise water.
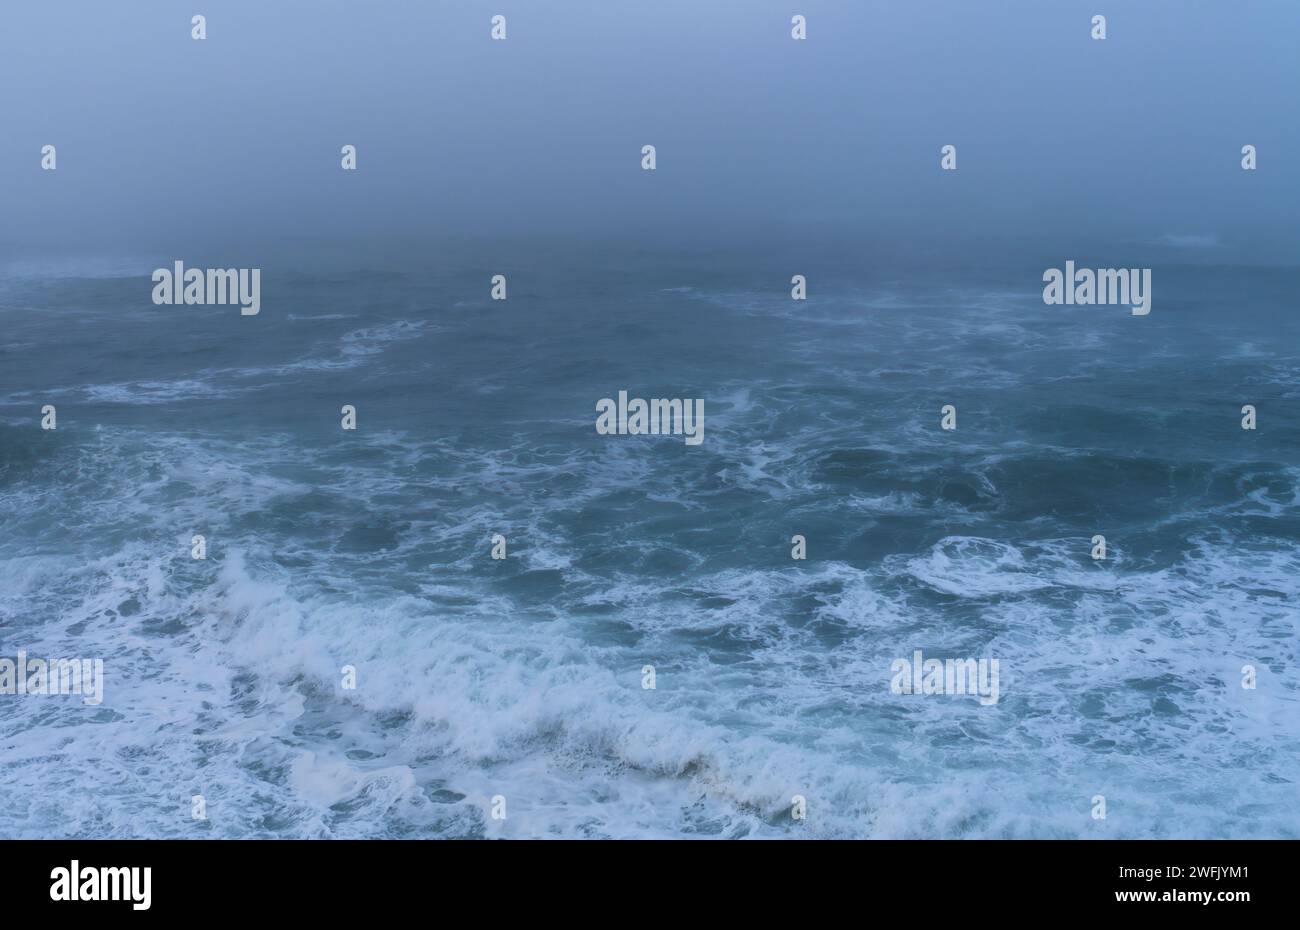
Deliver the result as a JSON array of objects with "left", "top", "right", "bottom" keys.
[{"left": 1, "top": 253, "right": 1297, "bottom": 837}]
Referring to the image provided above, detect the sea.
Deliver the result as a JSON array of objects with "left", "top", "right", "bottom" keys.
[{"left": 1, "top": 247, "right": 1297, "bottom": 838}]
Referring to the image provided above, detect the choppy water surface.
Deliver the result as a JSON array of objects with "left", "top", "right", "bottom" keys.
[{"left": 1, "top": 256, "right": 1297, "bottom": 838}]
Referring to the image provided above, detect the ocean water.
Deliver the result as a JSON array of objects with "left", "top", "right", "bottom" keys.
[{"left": 1, "top": 252, "right": 1297, "bottom": 838}]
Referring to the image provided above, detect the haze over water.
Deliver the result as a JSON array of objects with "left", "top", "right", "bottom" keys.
[{"left": 1, "top": 2, "right": 1297, "bottom": 837}]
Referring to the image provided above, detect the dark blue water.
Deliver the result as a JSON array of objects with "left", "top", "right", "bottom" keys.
[{"left": 1, "top": 251, "right": 1297, "bottom": 837}]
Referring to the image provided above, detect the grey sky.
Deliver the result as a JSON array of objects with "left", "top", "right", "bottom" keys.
[{"left": 1, "top": 0, "right": 1296, "bottom": 264}]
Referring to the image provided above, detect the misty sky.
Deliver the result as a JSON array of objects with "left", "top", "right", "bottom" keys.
[{"left": 1, "top": 0, "right": 1296, "bottom": 265}]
